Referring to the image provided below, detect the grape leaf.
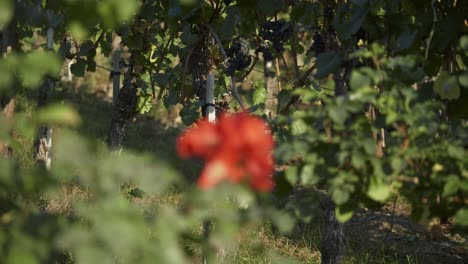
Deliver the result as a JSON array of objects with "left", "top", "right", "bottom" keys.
[
  {"left": 315, "top": 51, "right": 342, "bottom": 79},
  {"left": 434, "top": 72, "right": 461, "bottom": 100},
  {"left": 252, "top": 86, "right": 267, "bottom": 105},
  {"left": 70, "top": 58, "right": 87, "bottom": 77}
]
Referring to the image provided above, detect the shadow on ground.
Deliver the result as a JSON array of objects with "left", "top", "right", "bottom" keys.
[
  {"left": 282, "top": 188, "right": 468, "bottom": 264},
  {"left": 66, "top": 91, "right": 202, "bottom": 184}
]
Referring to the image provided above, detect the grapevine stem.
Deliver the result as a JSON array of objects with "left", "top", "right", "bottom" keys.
[
  {"left": 425, "top": 0, "right": 437, "bottom": 60},
  {"left": 239, "top": 57, "right": 259, "bottom": 81},
  {"left": 279, "top": 64, "right": 316, "bottom": 114},
  {"left": 206, "top": 25, "right": 246, "bottom": 110},
  {"left": 275, "top": 58, "right": 282, "bottom": 91}
]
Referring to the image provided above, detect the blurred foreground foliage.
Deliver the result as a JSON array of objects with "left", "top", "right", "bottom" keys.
[
  {"left": 0, "top": 0, "right": 467, "bottom": 263},
  {"left": 0, "top": 127, "right": 293, "bottom": 263}
]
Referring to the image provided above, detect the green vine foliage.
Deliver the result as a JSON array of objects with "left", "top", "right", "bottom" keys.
[{"left": 0, "top": 0, "right": 467, "bottom": 263}]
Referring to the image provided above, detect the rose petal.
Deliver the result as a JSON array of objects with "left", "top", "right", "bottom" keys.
[
  {"left": 197, "top": 158, "right": 245, "bottom": 189},
  {"left": 177, "top": 119, "right": 220, "bottom": 159}
]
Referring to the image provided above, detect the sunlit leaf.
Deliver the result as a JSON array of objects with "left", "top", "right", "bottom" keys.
[
  {"left": 455, "top": 208, "right": 468, "bottom": 226},
  {"left": 335, "top": 206, "right": 353, "bottom": 222},
  {"left": 37, "top": 103, "right": 81, "bottom": 126},
  {"left": 0, "top": 0, "right": 13, "bottom": 29},
  {"left": 253, "top": 86, "right": 267, "bottom": 105},
  {"left": 367, "top": 174, "right": 391, "bottom": 202}
]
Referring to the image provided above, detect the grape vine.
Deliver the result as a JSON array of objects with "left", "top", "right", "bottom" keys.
[
  {"left": 225, "top": 37, "right": 252, "bottom": 76},
  {"left": 309, "top": 31, "right": 326, "bottom": 55},
  {"left": 256, "top": 20, "right": 293, "bottom": 61}
]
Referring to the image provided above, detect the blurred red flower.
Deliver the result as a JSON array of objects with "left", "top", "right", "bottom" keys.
[{"left": 177, "top": 112, "right": 275, "bottom": 191}]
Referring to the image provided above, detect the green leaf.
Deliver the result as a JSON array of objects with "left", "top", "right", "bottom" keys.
[
  {"left": 6, "top": 247, "right": 36, "bottom": 264},
  {"left": 332, "top": 188, "right": 349, "bottom": 205},
  {"left": 460, "top": 35, "right": 468, "bottom": 54},
  {"left": 180, "top": 25, "right": 197, "bottom": 45},
  {"left": 70, "top": 59, "right": 87, "bottom": 77},
  {"left": 163, "top": 89, "right": 179, "bottom": 108},
  {"left": 127, "top": 32, "right": 144, "bottom": 50},
  {"left": 253, "top": 86, "right": 267, "bottom": 105},
  {"left": 315, "top": 51, "right": 342, "bottom": 79},
  {"left": 367, "top": 174, "right": 391, "bottom": 202},
  {"left": 284, "top": 166, "right": 298, "bottom": 185},
  {"left": 79, "top": 41, "right": 94, "bottom": 56},
  {"left": 434, "top": 72, "right": 461, "bottom": 100},
  {"left": 443, "top": 175, "right": 460, "bottom": 197},
  {"left": 335, "top": 206, "right": 354, "bottom": 222},
  {"left": 13, "top": 113, "right": 36, "bottom": 139},
  {"left": 19, "top": 52, "right": 62, "bottom": 88},
  {"left": 350, "top": 69, "right": 372, "bottom": 90},
  {"left": 0, "top": 0, "right": 13, "bottom": 29},
  {"left": 333, "top": 5, "right": 368, "bottom": 40},
  {"left": 137, "top": 93, "right": 153, "bottom": 114},
  {"left": 300, "top": 164, "right": 319, "bottom": 185},
  {"left": 257, "top": 0, "right": 285, "bottom": 16},
  {"left": 218, "top": 7, "right": 239, "bottom": 41},
  {"left": 291, "top": 115, "right": 307, "bottom": 135},
  {"left": 277, "top": 89, "right": 292, "bottom": 110},
  {"left": 0, "top": 55, "right": 16, "bottom": 89},
  {"left": 455, "top": 208, "right": 468, "bottom": 226},
  {"left": 180, "top": 101, "right": 202, "bottom": 126},
  {"left": 97, "top": 0, "right": 139, "bottom": 28},
  {"left": 328, "top": 103, "right": 348, "bottom": 125},
  {"left": 458, "top": 72, "right": 468, "bottom": 87},
  {"left": 69, "top": 22, "right": 88, "bottom": 39},
  {"left": 37, "top": 103, "right": 81, "bottom": 126},
  {"left": 268, "top": 208, "right": 295, "bottom": 233},
  {"left": 396, "top": 30, "right": 416, "bottom": 51}
]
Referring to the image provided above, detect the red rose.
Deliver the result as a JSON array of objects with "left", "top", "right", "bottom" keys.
[{"left": 176, "top": 112, "right": 275, "bottom": 192}]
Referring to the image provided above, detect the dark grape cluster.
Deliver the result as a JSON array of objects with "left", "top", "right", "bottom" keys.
[
  {"left": 225, "top": 37, "right": 252, "bottom": 76},
  {"left": 255, "top": 41, "right": 274, "bottom": 62},
  {"left": 258, "top": 20, "right": 293, "bottom": 54},
  {"left": 308, "top": 31, "right": 326, "bottom": 55}
]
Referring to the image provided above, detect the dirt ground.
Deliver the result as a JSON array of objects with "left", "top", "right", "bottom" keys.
[{"left": 344, "top": 206, "right": 468, "bottom": 264}]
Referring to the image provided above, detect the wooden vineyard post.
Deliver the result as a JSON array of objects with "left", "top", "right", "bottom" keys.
[
  {"left": 202, "top": 72, "right": 215, "bottom": 264},
  {"left": 33, "top": 26, "right": 55, "bottom": 169},
  {"left": 264, "top": 60, "right": 278, "bottom": 118},
  {"left": 206, "top": 73, "right": 216, "bottom": 122}
]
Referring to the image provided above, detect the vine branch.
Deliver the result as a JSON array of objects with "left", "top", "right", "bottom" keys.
[
  {"left": 425, "top": 0, "right": 437, "bottom": 60},
  {"left": 207, "top": 25, "right": 246, "bottom": 110},
  {"left": 279, "top": 63, "right": 316, "bottom": 114},
  {"left": 239, "top": 56, "right": 259, "bottom": 81}
]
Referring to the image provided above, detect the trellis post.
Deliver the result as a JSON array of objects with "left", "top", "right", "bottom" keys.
[
  {"left": 33, "top": 26, "right": 54, "bottom": 169},
  {"left": 206, "top": 73, "right": 216, "bottom": 122},
  {"left": 202, "top": 72, "right": 215, "bottom": 264}
]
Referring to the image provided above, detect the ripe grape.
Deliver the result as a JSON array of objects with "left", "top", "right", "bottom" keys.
[
  {"left": 255, "top": 41, "right": 274, "bottom": 62},
  {"left": 310, "top": 31, "right": 326, "bottom": 55},
  {"left": 225, "top": 37, "right": 252, "bottom": 76},
  {"left": 259, "top": 20, "right": 293, "bottom": 53}
]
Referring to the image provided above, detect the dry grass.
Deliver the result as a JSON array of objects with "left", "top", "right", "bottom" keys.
[{"left": 45, "top": 184, "right": 93, "bottom": 215}]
